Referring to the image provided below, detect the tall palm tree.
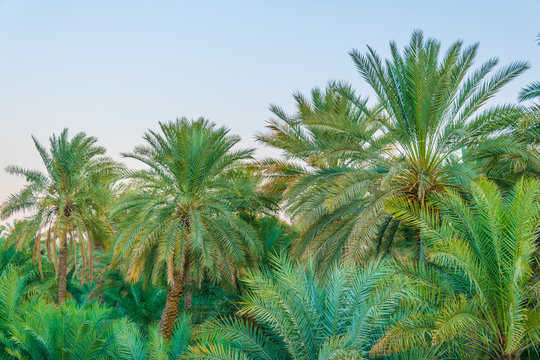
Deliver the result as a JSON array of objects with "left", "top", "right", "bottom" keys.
[
  {"left": 1, "top": 129, "right": 120, "bottom": 304},
  {"left": 259, "top": 31, "right": 530, "bottom": 267},
  {"left": 188, "top": 255, "right": 406, "bottom": 360},
  {"left": 374, "top": 179, "right": 540, "bottom": 360},
  {"left": 112, "top": 118, "right": 261, "bottom": 339}
]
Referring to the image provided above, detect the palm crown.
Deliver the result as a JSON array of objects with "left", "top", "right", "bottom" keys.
[
  {"left": 376, "top": 179, "right": 540, "bottom": 359},
  {"left": 259, "top": 31, "right": 531, "bottom": 268},
  {"left": 112, "top": 118, "right": 261, "bottom": 339},
  {"left": 190, "top": 255, "right": 406, "bottom": 360},
  {"left": 1, "top": 129, "right": 120, "bottom": 303}
]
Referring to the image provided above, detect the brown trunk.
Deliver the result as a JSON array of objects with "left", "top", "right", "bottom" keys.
[
  {"left": 160, "top": 222, "right": 191, "bottom": 339},
  {"left": 57, "top": 230, "right": 68, "bottom": 305},
  {"left": 183, "top": 262, "right": 192, "bottom": 308},
  {"left": 160, "top": 271, "right": 183, "bottom": 340},
  {"left": 498, "top": 351, "right": 520, "bottom": 360}
]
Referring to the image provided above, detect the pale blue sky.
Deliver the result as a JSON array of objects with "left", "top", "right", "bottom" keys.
[{"left": 1, "top": 0, "right": 539, "bottom": 203}]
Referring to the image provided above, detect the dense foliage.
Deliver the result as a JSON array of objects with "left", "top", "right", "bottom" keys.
[{"left": 1, "top": 31, "right": 539, "bottom": 359}]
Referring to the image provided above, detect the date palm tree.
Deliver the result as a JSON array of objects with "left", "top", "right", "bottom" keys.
[
  {"left": 188, "top": 256, "right": 406, "bottom": 360},
  {"left": 3, "top": 302, "right": 121, "bottom": 360},
  {"left": 504, "top": 33, "right": 540, "bottom": 184},
  {"left": 112, "top": 118, "right": 261, "bottom": 339},
  {"left": 90, "top": 268, "right": 167, "bottom": 332},
  {"left": 1, "top": 129, "right": 120, "bottom": 304},
  {"left": 259, "top": 31, "right": 530, "bottom": 268},
  {"left": 0, "top": 249, "right": 55, "bottom": 357},
  {"left": 374, "top": 178, "right": 540, "bottom": 360},
  {"left": 115, "top": 315, "right": 193, "bottom": 360}
]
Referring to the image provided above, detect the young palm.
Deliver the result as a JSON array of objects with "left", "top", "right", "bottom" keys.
[
  {"left": 115, "top": 315, "right": 193, "bottom": 360},
  {"left": 374, "top": 179, "right": 540, "bottom": 360},
  {"left": 188, "top": 255, "right": 406, "bottom": 360},
  {"left": 112, "top": 118, "right": 260, "bottom": 339},
  {"left": 3, "top": 302, "right": 121, "bottom": 360},
  {"left": 0, "top": 250, "right": 56, "bottom": 357},
  {"left": 249, "top": 215, "right": 296, "bottom": 268},
  {"left": 91, "top": 269, "right": 167, "bottom": 331},
  {"left": 259, "top": 31, "right": 530, "bottom": 267},
  {"left": 1, "top": 129, "right": 120, "bottom": 304}
]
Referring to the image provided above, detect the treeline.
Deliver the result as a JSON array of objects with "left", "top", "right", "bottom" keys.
[{"left": 1, "top": 31, "right": 540, "bottom": 360}]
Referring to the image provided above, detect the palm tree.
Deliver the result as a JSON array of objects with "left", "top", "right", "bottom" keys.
[
  {"left": 0, "top": 251, "right": 56, "bottom": 357},
  {"left": 249, "top": 215, "right": 296, "bottom": 268},
  {"left": 1, "top": 129, "right": 120, "bottom": 304},
  {"left": 115, "top": 315, "right": 193, "bottom": 360},
  {"left": 502, "top": 33, "right": 540, "bottom": 184},
  {"left": 112, "top": 118, "right": 262, "bottom": 339},
  {"left": 188, "top": 255, "right": 406, "bottom": 360},
  {"left": 90, "top": 269, "right": 167, "bottom": 331},
  {"left": 3, "top": 302, "right": 121, "bottom": 360},
  {"left": 259, "top": 31, "right": 530, "bottom": 267},
  {"left": 0, "top": 236, "right": 56, "bottom": 300},
  {"left": 493, "top": 32, "right": 540, "bottom": 183},
  {"left": 0, "top": 247, "right": 117, "bottom": 359},
  {"left": 374, "top": 178, "right": 540, "bottom": 360}
]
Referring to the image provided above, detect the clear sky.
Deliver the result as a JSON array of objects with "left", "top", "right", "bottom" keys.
[{"left": 0, "top": 0, "right": 539, "bottom": 205}]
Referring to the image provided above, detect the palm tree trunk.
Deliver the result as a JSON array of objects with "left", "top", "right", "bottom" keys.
[
  {"left": 160, "top": 270, "right": 183, "bottom": 340},
  {"left": 57, "top": 230, "right": 68, "bottom": 305},
  {"left": 418, "top": 201, "right": 426, "bottom": 264},
  {"left": 183, "top": 262, "right": 192, "bottom": 308},
  {"left": 499, "top": 355, "right": 519, "bottom": 360}
]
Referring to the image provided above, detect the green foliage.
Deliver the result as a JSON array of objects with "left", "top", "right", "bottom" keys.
[
  {"left": 190, "top": 255, "right": 406, "bottom": 360},
  {"left": 1, "top": 31, "right": 539, "bottom": 359},
  {"left": 242, "top": 215, "right": 296, "bottom": 269},
  {"left": 3, "top": 302, "right": 121, "bottom": 360},
  {"left": 519, "top": 34, "right": 540, "bottom": 102},
  {"left": 520, "top": 81, "right": 540, "bottom": 102},
  {"left": 116, "top": 315, "right": 193, "bottom": 360},
  {"left": 258, "top": 31, "right": 532, "bottom": 270},
  {"left": 377, "top": 179, "right": 540, "bottom": 359},
  {"left": 91, "top": 270, "right": 167, "bottom": 331},
  {"left": 0, "top": 237, "right": 56, "bottom": 302},
  {"left": 112, "top": 118, "right": 262, "bottom": 287},
  {"left": 1, "top": 129, "right": 121, "bottom": 294}
]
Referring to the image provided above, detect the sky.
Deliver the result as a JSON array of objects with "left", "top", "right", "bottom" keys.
[{"left": 0, "top": 0, "right": 539, "bottom": 207}]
